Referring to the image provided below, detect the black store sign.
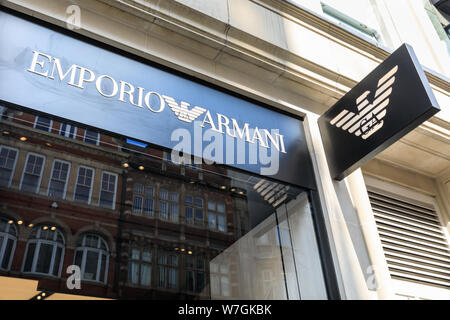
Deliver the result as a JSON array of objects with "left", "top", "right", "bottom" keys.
[{"left": 318, "top": 44, "right": 441, "bottom": 180}]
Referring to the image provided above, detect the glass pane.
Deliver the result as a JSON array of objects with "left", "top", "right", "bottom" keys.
[
  {"left": 74, "top": 185, "right": 90, "bottom": 203},
  {"left": 186, "top": 270, "right": 194, "bottom": 292},
  {"left": 23, "top": 243, "right": 36, "bottom": 272},
  {"left": 142, "top": 249, "right": 152, "bottom": 262},
  {"left": 74, "top": 250, "right": 82, "bottom": 268},
  {"left": 99, "top": 254, "right": 107, "bottom": 283},
  {"left": 48, "top": 179, "right": 65, "bottom": 198},
  {"left": 141, "top": 263, "right": 151, "bottom": 286},
  {"left": 131, "top": 248, "right": 140, "bottom": 260},
  {"left": 21, "top": 174, "right": 39, "bottom": 193},
  {"left": 129, "top": 261, "right": 139, "bottom": 285},
  {"left": 84, "top": 130, "right": 99, "bottom": 145},
  {"left": 52, "top": 246, "right": 62, "bottom": 276},
  {"left": 0, "top": 168, "right": 12, "bottom": 187},
  {"left": 84, "top": 251, "right": 99, "bottom": 281},
  {"left": 208, "top": 212, "right": 216, "bottom": 229},
  {"left": 36, "top": 243, "right": 54, "bottom": 274}
]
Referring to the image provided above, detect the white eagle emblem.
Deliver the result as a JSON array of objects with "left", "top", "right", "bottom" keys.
[
  {"left": 330, "top": 65, "right": 398, "bottom": 140},
  {"left": 162, "top": 95, "right": 206, "bottom": 123}
]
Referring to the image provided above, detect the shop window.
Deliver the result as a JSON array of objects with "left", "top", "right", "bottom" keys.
[
  {"left": 59, "top": 122, "right": 77, "bottom": 139},
  {"left": 159, "top": 189, "right": 179, "bottom": 222},
  {"left": 20, "top": 153, "right": 45, "bottom": 193},
  {"left": 34, "top": 116, "right": 52, "bottom": 132},
  {"left": 74, "top": 233, "right": 109, "bottom": 283},
  {"left": 158, "top": 251, "right": 178, "bottom": 289},
  {"left": 185, "top": 255, "right": 205, "bottom": 293},
  {"left": 128, "top": 246, "right": 152, "bottom": 287},
  {"left": 84, "top": 129, "right": 100, "bottom": 146},
  {"left": 208, "top": 201, "right": 226, "bottom": 232},
  {"left": 0, "top": 217, "right": 17, "bottom": 271},
  {"left": 0, "top": 145, "right": 18, "bottom": 187},
  {"left": 99, "top": 172, "right": 117, "bottom": 209},
  {"left": 23, "top": 225, "right": 64, "bottom": 276},
  {"left": 185, "top": 196, "right": 204, "bottom": 226},
  {"left": 74, "top": 166, "right": 94, "bottom": 204},
  {"left": 47, "top": 159, "right": 70, "bottom": 199}
]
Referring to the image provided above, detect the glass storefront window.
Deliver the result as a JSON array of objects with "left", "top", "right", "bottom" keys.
[{"left": 0, "top": 102, "right": 330, "bottom": 299}]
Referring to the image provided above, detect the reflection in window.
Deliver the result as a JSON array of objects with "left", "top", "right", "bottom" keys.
[
  {"left": 74, "top": 166, "right": 94, "bottom": 204},
  {"left": 158, "top": 251, "right": 178, "bottom": 289},
  {"left": 99, "top": 172, "right": 117, "bottom": 209},
  {"left": 185, "top": 255, "right": 205, "bottom": 293},
  {"left": 84, "top": 129, "right": 100, "bottom": 145},
  {"left": 208, "top": 201, "right": 226, "bottom": 232},
  {"left": 0, "top": 145, "right": 18, "bottom": 187},
  {"left": 0, "top": 217, "right": 17, "bottom": 270},
  {"left": 59, "top": 123, "right": 77, "bottom": 139},
  {"left": 159, "top": 189, "right": 179, "bottom": 222},
  {"left": 133, "top": 183, "right": 155, "bottom": 216},
  {"left": 48, "top": 160, "right": 70, "bottom": 199},
  {"left": 185, "top": 196, "right": 203, "bottom": 226},
  {"left": 34, "top": 116, "right": 51, "bottom": 132},
  {"left": 21, "top": 153, "right": 45, "bottom": 193},
  {"left": 23, "top": 226, "right": 64, "bottom": 276},
  {"left": 74, "top": 234, "right": 109, "bottom": 283},
  {"left": 128, "top": 246, "right": 152, "bottom": 287},
  {"left": 210, "top": 262, "right": 230, "bottom": 297}
]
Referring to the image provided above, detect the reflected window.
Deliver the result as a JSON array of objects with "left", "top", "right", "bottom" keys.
[
  {"left": 34, "top": 116, "right": 52, "bottom": 132},
  {"left": 84, "top": 129, "right": 100, "bottom": 146},
  {"left": 158, "top": 251, "right": 178, "bottom": 289},
  {"left": 185, "top": 196, "right": 203, "bottom": 226},
  {"left": 20, "top": 153, "right": 45, "bottom": 193},
  {"left": 128, "top": 246, "right": 152, "bottom": 287},
  {"left": 74, "top": 233, "right": 109, "bottom": 283},
  {"left": 0, "top": 145, "right": 18, "bottom": 187},
  {"left": 159, "top": 189, "right": 179, "bottom": 222},
  {"left": 208, "top": 201, "right": 226, "bottom": 232},
  {"left": 210, "top": 262, "right": 230, "bottom": 297},
  {"left": 99, "top": 172, "right": 117, "bottom": 209},
  {"left": 74, "top": 166, "right": 94, "bottom": 204},
  {"left": 48, "top": 160, "right": 70, "bottom": 199},
  {"left": 59, "top": 123, "right": 77, "bottom": 139},
  {"left": 23, "top": 225, "right": 64, "bottom": 276},
  {"left": 0, "top": 217, "right": 17, "bottom": 270},
  {"left": 185, "top": 255, "right": 205, "bottom": 293}
]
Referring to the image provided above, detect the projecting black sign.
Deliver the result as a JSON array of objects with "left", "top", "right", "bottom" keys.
[{"left": 318, "top": 44, "right": 440, "bottom": 180}]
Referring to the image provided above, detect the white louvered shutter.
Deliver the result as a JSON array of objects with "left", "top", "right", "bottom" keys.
[{"left": 368, "top": 191, "right": 450, "bottom": 289}]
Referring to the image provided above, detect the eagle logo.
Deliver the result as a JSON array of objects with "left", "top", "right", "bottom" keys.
[
  {"left": 162, "top": 95, "right": 206, "bottom": 123},
  {"left": 330, "top": 65, "right": 398, "bottom": 140}
]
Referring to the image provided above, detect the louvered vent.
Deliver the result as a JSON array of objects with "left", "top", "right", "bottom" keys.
[{"left": 368, "top": 191, "right": 450, "bottom": 289}]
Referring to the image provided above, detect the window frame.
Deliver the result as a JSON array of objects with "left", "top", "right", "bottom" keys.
[
  {"left": 47, "top": 159, "right": 71, "bottom": 200},
  {"left": 0, "top": 217, "right": 17, "bottom": 271},
  {"left": 59, "top": 122, "right": 77, "bottom": 139},
  {"left": 83, "top": 129, "right": 100, "bottom": 146},
  {"left": 132, "top": 183, "right": 155, "bottom": 216},
  {"left": 157, "top": 250, "right": 179, "bottom": 290},
  {"left": 22, "top": 226, "right": 65, "bottom": 277},
  {"left": 207, "top": 200, "right": 227, "bottom": 232},
  {"left": 33, "top": 116, "right": 52, "bottom": 132},
  {"left": 185, "top": 195, "right": 204, "bottom": 226},
  {"left": 74, "top": 233, "right": 109, "bottom": 284},
  {"left": 0, "top": 145, "right": 19, "bottom": 188},
  {"left": 98, "top": 171, "right": 118, "bottom": 210},
  {"left": 128, "top": 246, "right": 153, "bottom": 287},
  {"left": 158, "top": 188, "right": 179, "bottom": 222},
  {"left": 19, "top": 152, "right": 46, "bottom": 194},
  {"left": 73, "top": 165, "right": 95, "bottom": 204}
]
